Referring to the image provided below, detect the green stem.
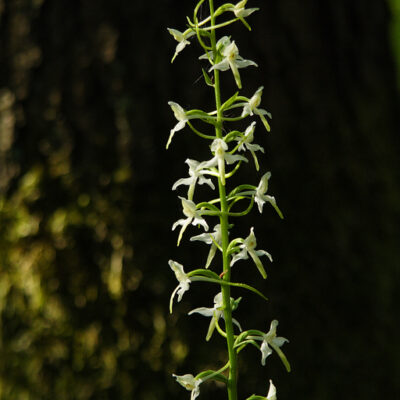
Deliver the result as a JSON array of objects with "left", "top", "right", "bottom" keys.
[{"left": 209, "top": 1, "right": 238, "bottom": 399}]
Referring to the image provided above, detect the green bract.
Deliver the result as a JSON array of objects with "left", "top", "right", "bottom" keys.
[{"left": 167, "top": 1, "right": 290, "bottom": 399}]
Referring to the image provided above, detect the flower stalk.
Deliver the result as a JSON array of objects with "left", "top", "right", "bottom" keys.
[{"left": 167, "top": 1, "right": 290, "bottom": 399}]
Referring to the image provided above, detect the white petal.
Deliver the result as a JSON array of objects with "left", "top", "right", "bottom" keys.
[
  {"left": 241, "top": 103, "right": 252, "bottom": 117},
  {"left": 173, "top": 373, "right": 197, "bottom": 390},
  {"left": 174, "top": 218, "right": 192, "bottom": 246},
  {"left": 175, "top": 40, "right": 189, "bottom": 55},
  {"left": 188, "top": 307, "right": 214, "bottom": 317},
  {"left": 169, "top": 285, "right": 180, "bottom": 313},
  {"left": 167, "top": 28, "right": 184, "bottom": 41},
  {"left": 224, "top": 153, "right": 248, "bottom": 165},
  {"left": 235, "top": 59, "right": 258, "bottom": 69},
  {"left": 172, "top": 176, "right": 194, "bottom": 190},
  {"left": 255, "top": 249, "right": 273, "bottom": 263},
  {"left": 266, "top": 380, "right": 277, "bottom": 400},
  {"left": 273, "top": 336, "right": 289, "bottom": 347},
  {"left": 255, "top": 196, "right": 265, "bottom": 213},
  {"left": 192, "top": 216, "right": 209, "bottom": 231},
  {"left": 209, "top": 59, "right": 230, "bottom": 72},
  {"left": 172, "top": 218, "right": 187, "bottom": 231},
  {"left": 254, "top": 107, "right": 272, "bottom": 119},
  {"left": 230, "top": 248, "right": 249, "bottom": 266},
  {"left": 205, "top": 244, "right": 217, "bottom": 268},
  {"left": 261, "top": 340, "right": 272, "bottom": 365},
  {"left": 197, "top": 175, "right": 215, "bottom": 189},
  {"left": 247, "top": 143, "right": 264, "bottom": 153},
  {"left": 190, "top": 232, "right": 213, "bottom": 244}
]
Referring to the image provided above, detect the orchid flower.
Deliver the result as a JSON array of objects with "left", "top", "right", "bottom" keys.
[
  {"left": 172, "top": 159, "right": 215, "bottom": 200},
  {"left": 248, "top": 320, "right": 289, "bottom": 369},
  {"left": 260, "top": 320, "right": 289, "bottom": 366},
  {"left": 190, "top": 224, "right": 222, "bottom": 268},
  {"left": 202, "top": 138, "right": 247, "bottom": 185},
  {"left": 167, "top": 101, "right": 191, "bottom": 149},
  {"left": 169, "top": 260, "right": 191, "bottom": 313},
  {"left": 209, "top": 37, "right": 257, "bottom": 89},
  {"left": 172, "top": 373, "right": 202, "bottom": 400},
  {"left": 168, "top": 28, "right": 195, "bottom": 63},
  {"left": 199, "top": 35, "right": 231, "bottom": 63},
  {"left": 254, "top": 172, "right": 283, "bottom": 217},
  {"left": 235, "top": 121, "right": 265, "bottom": 170},
  {"left": 167, "top": 102, "right": 206, "bottom": 149},
  {"left": 188, "top": 292, "right": 242, "bottom": 341},
  {"left": 230, "top": 227, "right": 272, "bottom": 279},
  {"left": 226, "top": 0, "right": 259, "bottom": 30},
  {"left": 241, "top": 86, "right": 272, "bottom": 132},
  {"left": 172, "top": 197, "right": 209, "bottom": 246}
]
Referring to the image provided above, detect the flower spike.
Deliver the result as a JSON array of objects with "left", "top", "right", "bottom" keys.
[{"left": 167, "top": 2, "right": 290, "bottom": 398}]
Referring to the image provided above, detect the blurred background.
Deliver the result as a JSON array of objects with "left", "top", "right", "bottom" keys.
[{"left": 0, "top": 0, "right": 399, "bottom": 399}]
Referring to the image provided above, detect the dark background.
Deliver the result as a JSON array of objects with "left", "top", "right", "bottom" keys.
[{"left": 0, "top": 0, "right": 399, "bottom": 399}]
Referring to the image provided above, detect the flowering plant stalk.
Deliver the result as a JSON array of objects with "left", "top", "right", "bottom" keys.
[{"left": 167, "top": 1, "right": 290, "bottom": 399}]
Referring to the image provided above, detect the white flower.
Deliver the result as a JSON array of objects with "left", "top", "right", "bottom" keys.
[
  {"left": 168, "top": 28, "right": 195, "bottom": 62},
  {"left": 236, "top": 121, "right": 265, "bottom": 170},
  {"left": 230, "top": 0, "right": 259, "bottom": 19},
  {"left": 260, "top": 320, "right": 289, "bottom": 366},
  {"left": 266, "top": 380, "right": 277, "bottom": 400},
  {"left": 167, "top": 101, "right": 190, "bottom": 149},
  {"left": 172, "top": 373, "right": 202, "bottom": 400},
  {"left": 202, "top": 138, "right": 247, "bottom": 185},
  {"left": 245, "top": 320, "right": 289, "bottom": 370},
  {"left": 230, "top": 227, "right": 272, "bottom": 279},
  {"left": 172, "top": 159, "right": 215, "bottom": 200},
  {"left": 254, "top": 172, "right": 283, "bottom": 217},
  {"left": 209, "top": 38, "right": 257, "bottom": 89},
  {"left": 169, "top": 260, "right": 191, "bottom": 313},
  {"left": 190, "top": 224, "right": 222, "bottom": 268},
  {"left": 188, "top": 292, "right": 242, "bottom": 341},
  {"left": 241, "top": 87, "right": 272, "bottom": 132},
  {"left": 172, "top": 197, "right": 209, "bottom": 245}
]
